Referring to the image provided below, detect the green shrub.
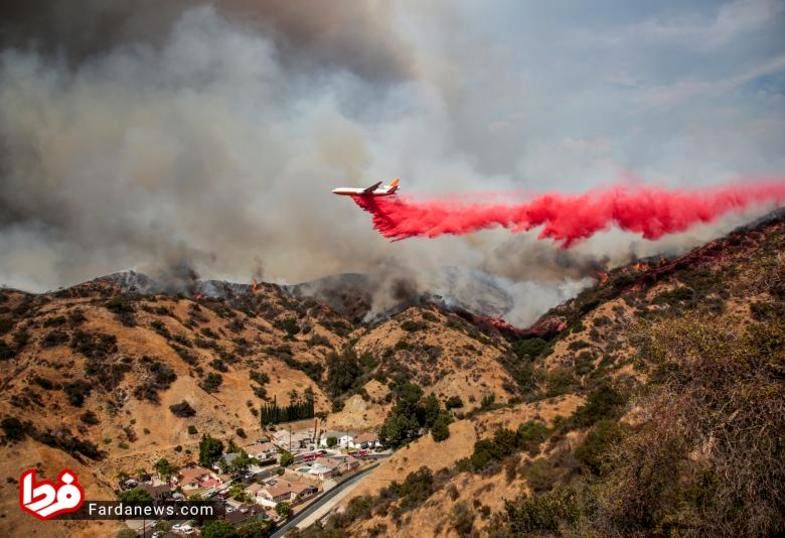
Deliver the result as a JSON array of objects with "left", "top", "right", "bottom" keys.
[
  {"left": 512, "top": 337, "right": 549, "bottom": 360},
  {"left": 523, "top": 459, "right": 559, "bottom": 493},
  {"left": 545, "top": 368, "right": 576, "bottom": 397},
  {"left": 63, "top": 380, "right": 93, "bottom": 406},
  {"left": 445, "top": 395, "right": 464, "bottom": 409},
  {"left": 496, "top": 488, "right": 578, "bottom": 534},
  {"left": 517, "top": 421, "right": 550, "bottom": 455},
  {"left": 1, "top": 417, "right": 27, "bottom": 441},
  {"left": 200, "top": 372, "right": 223, "bottom": 393},
  {"left": 567, "top": 384, "right": 625, "bottom": 429},
  {"left": 169, "top": 401, "right": 196, "bottom": 418},
  {"left": 42, "top": 330, "right": 69, "bottom": 347},
  {"left": 574, "top": 419, "right": 626, "bottom": 475}
]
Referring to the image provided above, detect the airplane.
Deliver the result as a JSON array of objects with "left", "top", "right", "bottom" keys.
[{"left": 332, "top": 178, "right": 400, "bottom": 197}]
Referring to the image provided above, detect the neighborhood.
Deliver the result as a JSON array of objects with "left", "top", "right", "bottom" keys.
[{"left": 117, "top": 427, "right": 385, "bottom": 536}]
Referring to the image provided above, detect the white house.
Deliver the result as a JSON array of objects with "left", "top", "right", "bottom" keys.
[
  {"left": 319, "top": 431, "right": 353, "bottom": 449},
  {"left": 349, "top": 432, "right": 381, "bottom": 449},
  {"left": 306, "top": 461, "right": 339, "bottom": 480},
  {"left": 244, "top": 441, "right": 279, "bottom": 462}
]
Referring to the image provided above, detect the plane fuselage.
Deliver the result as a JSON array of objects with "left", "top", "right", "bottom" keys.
[
  {"left": 332, "top": 178, "right": 399, "bottom": 197},
  {"left": 331, "top": 187, "right": 395, "bottom": 196}
]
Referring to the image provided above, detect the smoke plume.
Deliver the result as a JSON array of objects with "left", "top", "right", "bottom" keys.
[{"left": 0, "top": 2, "right": 782, "bottom": 326}]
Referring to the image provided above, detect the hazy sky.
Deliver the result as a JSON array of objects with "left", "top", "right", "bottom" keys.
[{"left": 0, "top": 0, "right": 783, "bottom": 323}]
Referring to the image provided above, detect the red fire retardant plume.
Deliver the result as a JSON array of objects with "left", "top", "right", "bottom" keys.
[{"left": 351, "top": 181, "right": 785, "bottom": 247}]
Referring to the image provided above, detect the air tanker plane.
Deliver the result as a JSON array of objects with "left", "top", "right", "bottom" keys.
[{"left": 332, "top": 178, "right": 399, "bottom": 197}]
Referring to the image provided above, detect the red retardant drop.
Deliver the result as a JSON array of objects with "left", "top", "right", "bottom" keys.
[{"left": 351, "top": 180, "right": 785, "bottom": 247}]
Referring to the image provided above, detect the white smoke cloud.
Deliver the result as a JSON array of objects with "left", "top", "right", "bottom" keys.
[{"left": 0, "top": 2, "right": 783, "bottom": 327}]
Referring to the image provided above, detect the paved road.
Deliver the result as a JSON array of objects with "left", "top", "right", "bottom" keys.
[{"left": 271, "top": 464, "right": 380, "bottom": 538}]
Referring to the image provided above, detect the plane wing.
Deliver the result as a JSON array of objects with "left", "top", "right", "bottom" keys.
[{"left": 362, "top": 181, "right": 382, "bottom": 194}]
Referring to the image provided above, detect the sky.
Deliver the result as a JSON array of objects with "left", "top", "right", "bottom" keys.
[{"left": 0, "top": 0, "right": 783, "bottom": 324}]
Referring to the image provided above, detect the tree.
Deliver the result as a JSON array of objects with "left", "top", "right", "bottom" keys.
[
  {"left": 229, "top": 450, "right": 257, "bottom": 474},
  {"left": 423, "top": 394, "right": 441, "bottom": 428},
  {"left": 279, "top": 449, "right": 294, "bottom": 467},
  {"left": 229, "top": 483, "right": 251, "bottom": 502},
  {"left": 276, "top": 501, "right": 291, "bottom": 519},
  {"left": 237, "top": 521, "right": 273, "bottom": 537},
  {"left": 202, "top": 520, "right": 238, "bottom": 538},
  {"left": 326, "top": 436, "right": 338, "bottom": 448},
  {"left": 431, "top": 412, "right": 451, "bottom": 442},
  {"left": 118, "top": 487, "right": 153, "bottom": 503},
  {"left": 326, "top": 350, "right": 361, "bottom": 397},
  {"left": 116, "top": 529, "right": 137, "bottom": 538},
  {"left": 154, "top": 458, "right": 177, "bottom": 482},
  {"left": 199, "top": 434, "right": 224, "bottom": 467},
  {"left": 445, "top": 396, "right": 464, "bottom": 409},
  {"left": 379, "top": 382, "right": 426, "bottom": 448},
  {"left": 260, "top": 397, "right": 315, "bottom": 426}
]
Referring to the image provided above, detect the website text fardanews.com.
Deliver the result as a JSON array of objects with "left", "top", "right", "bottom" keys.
[{"left": 57, "top": 501, "right": 224, "bottom": 520}]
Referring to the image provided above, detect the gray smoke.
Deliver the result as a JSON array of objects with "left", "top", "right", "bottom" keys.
[{"left": 0, "top": 2, "right": 778, "bottom": 327}]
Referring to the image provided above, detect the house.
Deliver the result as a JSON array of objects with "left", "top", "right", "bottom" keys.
[
  {"left": 225, "top": 503, "right": 268, "bottom": 526},
  {"left": 306, "top": 461, "right": 338, "bottom": 480},
  {"left": 319, "top": 431, "right": 354, "bottom": 449},
  {"left": 290, "top": 481, "right": 318, "bottom": 503},
  {"left": 244, "top": 483, "right": 266, "bottom": 504},
  {"left": 350, "top": 432, "right": 381, "bottom": 449},
  {"left": 252, "top": 477, "right": 320, "bottom": 507},
  {"left": 140, "top": 482, "right": 172, "bottom": 500},
  {"left": 273, "top": 429, "right": 316, "bottom": 451},
  {"left": 245, "top": 441, "right": 279, "bottom": 462},
  {"left": 313, "top": 455, "right": 359, "bottom": 475},
  {"left": 341, "top": 455, "right": 361, "bottom": 473},
  {"left": 176, "top": 465, "right": 222, "bottom": 491},
  {"left": 257, "top": 479, "right": 296, "bottom": 507}
]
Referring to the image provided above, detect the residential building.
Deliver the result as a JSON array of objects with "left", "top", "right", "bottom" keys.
[
  {"left": 224, "top": 503, "right": 268, "bottom": 526},
  {"left": 306, "top": 461, "right": 339, "bottom": 480},
  {"left": 176, "top": 465, "right": 222, "bottom": 491},
  {"left": 319, "top": 431, "right": 354, "bottom": 449},
  {"left": 140, "top": 482, "right": 171, "bottom": 500},
  {"left": 350, "top": 432, "right": 381, "bottom": 449},
  {"left": 273, "top": 428, "right": 317, "bottom": 451},
  {"left": 244, "top": 441, "right": 279, "bottom": 462},
  {"left": 252, "top": 477, "right": 320, "bottom": 508}
]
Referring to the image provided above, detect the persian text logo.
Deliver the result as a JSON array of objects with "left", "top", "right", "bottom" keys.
[{"left": 19, "top": 469, "right": 85, "bottom": 520}]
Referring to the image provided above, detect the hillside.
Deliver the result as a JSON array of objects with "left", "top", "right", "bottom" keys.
[
  {"left": 0, "top": 270, "right": 519, "bottom": 536},
  {"left": 1, "top": 212, "right": 784, "bottom": 537},
  {"left": 295, "top": 212, "right": 785, "bottom": 537}
]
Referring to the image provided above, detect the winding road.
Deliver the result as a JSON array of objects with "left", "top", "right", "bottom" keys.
[{"left": 271, "top": 463, "right": 380, "bottom": 538}]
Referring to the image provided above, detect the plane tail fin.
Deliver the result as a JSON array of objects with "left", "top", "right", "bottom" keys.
[{"left": 387, "top": 178, "right": 400, "bottom": 193}]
